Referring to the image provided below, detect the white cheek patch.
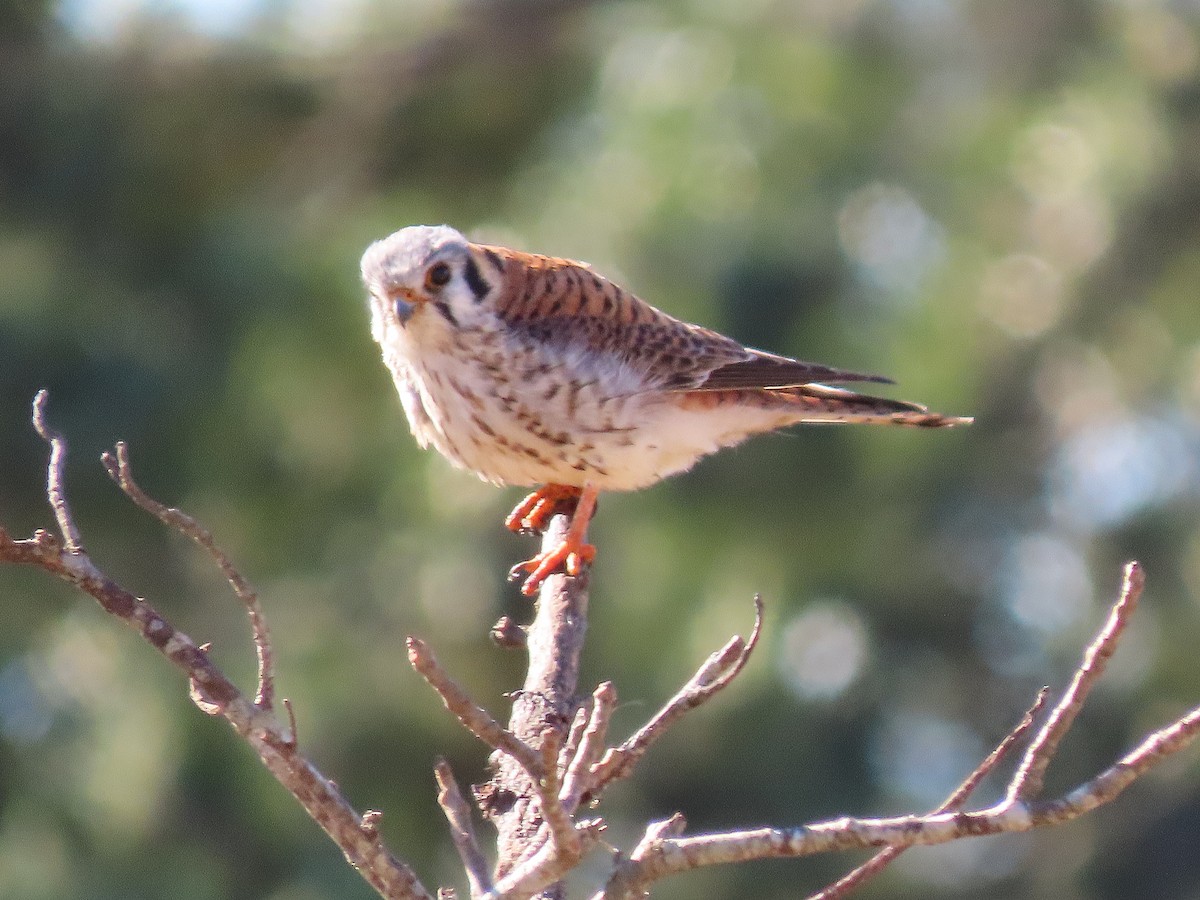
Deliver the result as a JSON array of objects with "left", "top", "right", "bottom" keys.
[{"left": 370, "top": 301, "right": 387, "bottom": 344}]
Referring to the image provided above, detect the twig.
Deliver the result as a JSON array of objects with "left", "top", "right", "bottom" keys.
[
  {"left": 588, "top": 596, "right": 763, "bottom": 795},
  {"left": 809, "top": 687, "right": 1051, "bottom": 900},
  {"left": 560, "top": 682, "right": 616, "bottom": 814},
  {"left": 407, "top": 637, "right": 544, "bottom": 778},
  {"left": 537, "top": 728, "right": 580, "bottom": 857},
  {"left": 1008, "top": 561, "right": 1144, "bottom": 802},
  {"left": 558, "top": 704, "right": 592, "bottom": 779},
  {"left": 30, "top": 390, "right": 85, "bottom": 554},
  {"left": 434, "top": 759, "right": 493, "bottom": 898},
  {"left": 101, "top": 441, "right": 277, "bottom": 711}
]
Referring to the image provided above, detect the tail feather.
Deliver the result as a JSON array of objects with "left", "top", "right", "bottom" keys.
[
  {"left": 676, "top": 384, "right": 973, "bottom": 427},
  {"left": 779, "top": 383, "right": 972, "bottom": 427}
]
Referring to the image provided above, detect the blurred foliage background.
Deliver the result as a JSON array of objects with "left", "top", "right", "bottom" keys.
[{"left": 2, "top": 0, "right": 1200, "bottom": 897}]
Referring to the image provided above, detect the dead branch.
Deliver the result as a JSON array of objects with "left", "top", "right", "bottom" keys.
[
  {"left": 596, "top": 563, "right": 1200, "bottom": 899},
  {"left": 586, "top": 595, "right": 762, "bottom": 800},
  {"left": 483, "top": 514, "right": 593, "bottom": 898},
  {"left": 810, "top": 687, "right": 1051, "bottom": 900},
  {"left": 408, "top": 636, "right": 544, "bottom": 778},
  {"left": 1, "top": 392, "right": 432, "bottom": 900},
  {"left": 101, "top": 440, "right": 276, "bottom": 710},
  {"left": 560, "top": 682, "right": 616, "bottom": 814},
  {"left": 1007, "top": 562, "right": 1144, "bottom": 802},
  {"left": 30, "top": 389, "right": 84, "bottom": 553}
]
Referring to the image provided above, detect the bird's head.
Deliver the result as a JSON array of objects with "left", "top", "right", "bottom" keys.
[{"left": 361, "top": 224, "right": 496, "bottom": 344}]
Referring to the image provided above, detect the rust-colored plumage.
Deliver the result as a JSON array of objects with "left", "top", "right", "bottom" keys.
[{"left": 362, "top": 225, "right": 970, "bottom": 594}]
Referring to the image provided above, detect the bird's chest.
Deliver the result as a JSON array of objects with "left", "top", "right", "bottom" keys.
[{"left": 386, "top": 327, "right": 650, "bottom": 487}]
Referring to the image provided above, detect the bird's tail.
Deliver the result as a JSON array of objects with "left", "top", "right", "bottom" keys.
[{"left": 772, "top": 383, "right": 973, "bottom": 428}]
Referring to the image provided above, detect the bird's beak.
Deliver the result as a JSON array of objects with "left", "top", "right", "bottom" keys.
[
  {"left": 387, "top": 287, "right": 420, "bottom": 324},
  {"left": 394, "top": 295, "right": 416, "bottom": 324}
]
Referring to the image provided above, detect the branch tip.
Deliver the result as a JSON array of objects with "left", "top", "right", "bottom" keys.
[
  {"left": 410, "top": 636, "right": 544, "bottom": 776},
  {"left": 1009, "top": 563, "right": 1146, "bottom": 803},
  {"left": 587, "top": 605, "right": 763, "bottom": 799},
  {"left": 29, "top": 389, "right": 86, "bottom": 554}
]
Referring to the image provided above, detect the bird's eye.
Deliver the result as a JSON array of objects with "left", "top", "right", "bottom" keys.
[{"left": 426, "top": 262, "right": 452, "bottom": 289}]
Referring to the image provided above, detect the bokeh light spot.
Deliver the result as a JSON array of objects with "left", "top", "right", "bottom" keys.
[
  {"left": 978, "top": 253, "right": 1065, "bottom": 339},
  {"left": 837, "top": 182, "right": 944, "bottom": 294},
  {"left": 999, "top": 533, "right": 1093, "bottom": 638},
  {"left": 778, "top": 600, "right": 869, "bottom": 701},
  {"left": 871, "top": 710, "right": 985, "bottom": 807}
]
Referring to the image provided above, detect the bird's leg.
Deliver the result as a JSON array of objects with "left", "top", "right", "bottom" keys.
[
  {"left": 508, "top": 484, "right": 599, "bottom": 596},
  {"left": 504, "top": 484, "right": 583, "bottom": 534}
]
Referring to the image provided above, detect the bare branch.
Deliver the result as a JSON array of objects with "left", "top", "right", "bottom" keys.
[
  {"left": 1008, "top": 561, "right": 1144, "bottom": 802},
  {"left": 601, "top": 722, "right": 1200, "bottom": 900},
  {"left": 101, "top": 441, "right": 277, "bottom": 711},
  {"left": 810, "top": 687, "right": 1051, "bottom": 900},
  {"left": 407, "top": 637, "right": 544, "bottom": 778},
  {"left": 435, "top": 759, "right": 493, "bottom": 898},
  {"left": 1, "top": 397, "right": 432, "bottom": 900},
  {"left": 589, "top": 596, "right": 763, "bottom": 795},
  {"left": 10, "top": 397, "right": 1199, "bottom": 900},
  {"left": 600, "top": 563, "right": 1200, "bottom": 899},
  {"left": 282, "top": 697, "right": 298, "bottom": 748},
  {"left": 559, "top": 704, "right": 591, "bottom": 779}
]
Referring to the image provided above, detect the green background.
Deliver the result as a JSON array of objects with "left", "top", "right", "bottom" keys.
[{"left": 3, "top": 0, "right": 1200, "bottom": 897}]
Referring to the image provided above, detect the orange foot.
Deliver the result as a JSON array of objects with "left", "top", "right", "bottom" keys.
[
  {"left": 508, "top": 485, "right": 599, "bottom": 596},
  {"left": 505, "top": 484, "right": 582, "bottom": 534}
]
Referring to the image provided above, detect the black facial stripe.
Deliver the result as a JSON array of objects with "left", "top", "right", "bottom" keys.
[
  {"left": 483, "top": 247, "right": 505, "bottom": 272},
  {"left": 463, "top": 256, "right": 491, "bottom": 302},
  {"left": 434, "top": 300, "right": 459, "bottom": 327}
]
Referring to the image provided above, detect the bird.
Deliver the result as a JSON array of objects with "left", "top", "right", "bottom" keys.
[{"left": 361, "top": 225, "right": 971, "bottom": 596}]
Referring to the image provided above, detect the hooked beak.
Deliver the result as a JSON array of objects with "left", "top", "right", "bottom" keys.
[
  {"left": 394, "top": 295, "right": 416, "bottom": 324},
  {"left": 387, "top": 287, "right": 420, "bottom": 324}
]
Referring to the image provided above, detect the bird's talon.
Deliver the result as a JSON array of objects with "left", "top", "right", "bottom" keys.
[
  {"left": 506, "top": 486, "right": 582, "bottom": 535},
  {"left": 565, "top": 545, "right": 597, "bottom": 576}
]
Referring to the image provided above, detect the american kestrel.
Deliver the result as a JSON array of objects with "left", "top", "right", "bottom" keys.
[{"left": 362, "top": 225, "right": 970, "bottom": 596}]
